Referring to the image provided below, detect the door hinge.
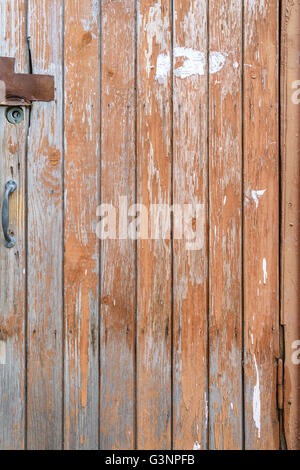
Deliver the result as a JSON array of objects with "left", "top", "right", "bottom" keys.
[
  {"left": 0, "top": 56, "right": 54, "bottom": 106},
  {"left": 277, "top": 358, "right": 284, "bottom": 411}
]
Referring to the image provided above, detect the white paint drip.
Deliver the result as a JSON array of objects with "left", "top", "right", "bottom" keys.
[
  {"left": 263, "top": 258, "right": 268, "bottom": 285},
  {"left": 0, "top": 341, "right": 6, "bottom": 365},
  {"left": 155, "top": 53, "right": 171, "bottom": 84},
  {"left": 155, "top": 49, "right": 227, "bottom": 82},
  {"left": 253, "top": 354, "right": 261, "bottom": 439},
  {"left": 251, "top": 189, "right": 266, "bottom": 208},
  {"left": 193, "top": 441, "right": 201, "bottom": 450},
  {"left": 209, "top": 51, "right": 226, "bottom": 74}
]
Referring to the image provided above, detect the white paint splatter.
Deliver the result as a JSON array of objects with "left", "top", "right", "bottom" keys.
[
  {"left": 174, "top": 47, "right": 205, "bottom": 78},
  {"left": 230, "top": 402, "right": 234, "bottom": 410},
  {"left": 253, "top": 354, "right": 261, "bottom": 439},
  {"left": 263, "top": 258, "right": 268, "bottom": 285},
  {"left": 155, "top": 49, "right": 227, "bottom": 82},
  {"left": 223, "top": 196, "right": 227, "bottom": 206},
  {"left": 0, "top": 341, "right": 6, "bottom": 365},
  {"left": 251, "top": 333, "right": 254, "bottom": 345},
  {"left": 155, "top": 53, "right": 171, "bottom": 84},
  {"left": 193, "top": 441, "right": 201, "bottom": 450},
  {"left": 251, "top": 189, "right": 266, "bottom": 208},
  {"left": 209, "top": 51, "right": 226, "bottom": 74}
]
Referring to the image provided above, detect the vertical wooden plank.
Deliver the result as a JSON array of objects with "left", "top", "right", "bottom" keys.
[
  {"left": 173, "top": 0, "right": 208, "bottom": 450},
  {"left": 136, "top": 0, "right": 172, "bottom": 449},
  {"left": 209, "top": 0, "right": 243, "bottom": 450},
  {"left": 64, "top": 0, "right": 100, "bottom": 449},
  {"left": 281, "top": 0, "right": 300, "bottom": 450},
  {"left": 100, "top": 0, "right": 136, "bottom": 450},
  {"left": 26, "top": 0, "right": 63, "bottom": 449},
  {"left": 244, "top": 0, "right": 280, "bottom": 449},
  {"left": 0, "top": 0, "right": 27, "bottom": 450}
]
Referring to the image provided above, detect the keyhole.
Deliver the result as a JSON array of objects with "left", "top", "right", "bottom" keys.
[{"left": 6, "top": 106, "right": 24, "bottom": 124}]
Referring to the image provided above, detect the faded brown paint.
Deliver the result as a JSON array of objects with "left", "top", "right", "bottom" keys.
[
  {"left": 64, "top": 0, "right": 99, "bottom": 450},
  {"left": 26, "top": 0, "right": 63, "bottom": 450},
  {"left": 0, "top": 0, "right": 27, "bottom": 450},
  {"left": 173, "top": 0, "right": 208, "bottom": 451},
  {"left": 209, "top": 0, "right": 243, "bottom": 450},
  {"left": 0, "top": 0, "right": 297, "bottom": 451},
  {"left": 244, "top": 0, "right": 280, "bottom": 450},
  {"left": 136, "top": 0, "right": 172, "bottom": 450},
  {"left": 100, "top": 0, "right": 136, "bottom": 450},
  {"left": 281, "top": 0, "right": 300, "bottom": 450}
]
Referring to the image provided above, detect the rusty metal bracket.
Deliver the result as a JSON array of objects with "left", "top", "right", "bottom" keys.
[{"left": 0, "top": 57, "right": 54, "bottom": 106}]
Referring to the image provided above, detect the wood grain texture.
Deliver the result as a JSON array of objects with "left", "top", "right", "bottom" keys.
[
  {"left": 0, "top": 0, "right": 27, "bottom": 450},
  {"left": 209, "top": 0, "right": 243, "bottom": 450},
  {"left": 0, "top": 0, "right": 289, "bottom": 450},
  {"left": 100, "top": 0, "right": 136, "bottom": 450},
  {"left": 26, "top": 0, "right": 63, "bottom": 450},
  {"left": 136, "top": 0, "right": 172, "bottom": 449},
  {"left": 281, "top": 0, "right": 300, "bottom": 450},
  {"left": 244, "top": 0, "right": 280, "bottom": 450},
  {"left": 64, "top": 0, "right": 100, "bottom": 449},
  {"left": 173, "top": 0, "right": 208, "bottom": 451}
]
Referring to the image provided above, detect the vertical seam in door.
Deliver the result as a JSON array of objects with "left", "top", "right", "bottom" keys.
[
  {"left": 24, "top": 0, "right": 31, "bottom": 450},
  {"left": 62, "top": 0, "right": 65, "bottom": 451},
  {"left": 278, "top": 0, "right": 287, "bottom": 450},
  {"left": 170, "top": 0, "right": 174, "bottom": 452},
  {"left": 98, "top": 0, "right": 102, "bottom": 451},
  {"left": 241, "top": 0, "right": 246, "bottom": 451},
  {"left": 134, "top": 0, "right": 138, "bottom": 451},
  {"left": 206, "top": 0, "right": 210, "bottom": 451}
]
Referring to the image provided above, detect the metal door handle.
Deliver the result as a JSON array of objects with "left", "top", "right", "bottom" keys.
[{"left": 2, "top": 180, "right": 17, "bottom": 248}]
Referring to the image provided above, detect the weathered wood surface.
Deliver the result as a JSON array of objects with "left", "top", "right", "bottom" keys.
[
  {"left": 136, "top": 0, "right": 172, "bottom": 450},
  {"left": 0, "top": 0, "right": 27, "bottom": 450},
  {"left": 64, "top": 0, "right": 100, "bottom": 449},
  {"left": 100, "top": 0, "right": 136, "bottom": 450},
  {"left": 244, "top": 0, "right": 280, "bottom": 450},
  {"left": 281, "top": 0, "right": 300, "bottom": 450},
  {"left": 0, "top": 0, "right": 293, "bottom": 450},
  {"left": 173, "top": 0, "right": 208, "bottom": 451},
  {"left": 209, "top": 0, "right": 243, "bottom": 450},
  {"left": 26, "top": 0, "right": 63, "bottom": 450}
]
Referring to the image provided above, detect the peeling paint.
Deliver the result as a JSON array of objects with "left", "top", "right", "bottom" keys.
[
  {"left": 155, "top": 49, "right": 227, "bottom": 82},
  {"left": 0, "top": 340, "right": 6, "bottom": 365},
  {"left": 253, "top": 354, "right": 261, "bottom": 439},
  {"left": 209, "top": 51, "right": 226, "bottom": 74},
  {"left": 155, "top": 53, "right": 170, "bottom": 84},
  {"left": 250, "top": 189, "right": 266, "bottom": 208},
  {"left": 262, "top": 258, "right": 267, "bottom": 285},
  {"left": 174, "top": 47, "right": 205, "bottom": 78},
  {"left": 193, "top": 441, "right": 201, "bottom": 450}
]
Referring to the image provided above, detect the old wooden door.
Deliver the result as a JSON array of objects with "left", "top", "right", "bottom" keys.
[{"left": 0, "top": 0, "right": 297, "bottom": 450}]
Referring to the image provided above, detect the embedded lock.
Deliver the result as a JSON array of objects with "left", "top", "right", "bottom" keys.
[
  {"left": 0, "top": 57, "right": 54, "bottom": 248},
  {"left": 6, "top": 106, "right": 24, "bottom": 124}
]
